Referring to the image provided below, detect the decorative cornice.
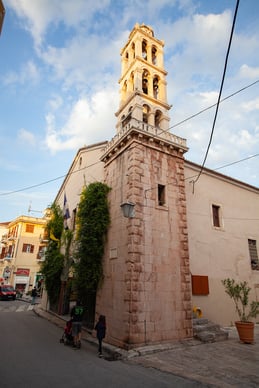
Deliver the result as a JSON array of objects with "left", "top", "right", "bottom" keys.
[{"left": 101, "top": 118, "right": 188, "bottom": 164}]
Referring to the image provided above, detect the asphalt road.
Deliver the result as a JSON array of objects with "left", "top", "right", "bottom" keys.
[{"left": 0, "top": 300, "right": 208, "bottom": 388}]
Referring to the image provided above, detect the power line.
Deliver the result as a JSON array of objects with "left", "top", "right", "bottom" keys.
[
  {"left": 185, "top": 153, "right": 259, "bottom": 181},
  {"left": 192, "top": 0, "right": 240, "bottom": 185},
  {"left": 169, "top": 79, "right": 259, "bottom": 130},
  {"left": 1, "top": 151, "right": 257, "bottom": 197},
  {"left": 214, "top": 153, "right": 259, "bottom": 172},
  {"left": 0, "top": 160, "right": 102, "bottom": 196}
]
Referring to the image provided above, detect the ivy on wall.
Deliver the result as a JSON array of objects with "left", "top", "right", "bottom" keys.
[
  {"left": 40, "top": 203, "right": 64, "bottom": 308},
  {"left": 74, "top": 182, "right": 111, "bottom": 302}
]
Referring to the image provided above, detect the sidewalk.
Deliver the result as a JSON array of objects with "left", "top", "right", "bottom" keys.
[{"left": 33, "top": 303, "right": 259, "bottom": 387}]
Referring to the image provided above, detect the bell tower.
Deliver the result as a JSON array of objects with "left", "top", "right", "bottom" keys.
[
  {"left": 116, "top": 23, "right": 171, "bottom": 133},
  {"left": 99, "top": 24, "right": 192, "bottom": 349}
]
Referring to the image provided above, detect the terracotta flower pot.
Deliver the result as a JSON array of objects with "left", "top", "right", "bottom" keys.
[{"left": 235, "top": 321, "right": 255, "bottom": 344}]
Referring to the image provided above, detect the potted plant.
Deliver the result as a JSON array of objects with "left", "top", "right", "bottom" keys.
[{"left": 222, "top": 278, "right": 259, "bottom": 344}]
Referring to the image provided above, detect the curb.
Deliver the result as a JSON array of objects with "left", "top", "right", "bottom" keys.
[{"left": 32, "top": 305, "right": 204, "bottom": 361}]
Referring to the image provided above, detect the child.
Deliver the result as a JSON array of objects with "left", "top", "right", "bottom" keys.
[
  {"left": 94, "top": 315, "right": 106, "bottom": 357},
  {"left": 60, "top": 319, "right": 73, "bottom": 345},
  {"left": 64, "top": 320, "right": 73, "bottom": 338}
]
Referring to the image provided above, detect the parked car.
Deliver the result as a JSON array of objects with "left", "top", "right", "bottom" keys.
[{"left": 0, "top": 285, "right": 16, "bottom": 300}]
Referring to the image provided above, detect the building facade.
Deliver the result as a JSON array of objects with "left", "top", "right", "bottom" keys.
[
  {"left": 0, "top": 215, "right": 48, "bottom": 294},
  {"left": 185, "top": 161, "right": 259, "bottom": 326},
  {"left": 51, "top": 24, "right": 259, "bottom": 348}
]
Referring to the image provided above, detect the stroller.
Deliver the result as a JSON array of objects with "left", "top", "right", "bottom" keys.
[{"left": 60, "top": 319, "right": 74, "bottom": 346}]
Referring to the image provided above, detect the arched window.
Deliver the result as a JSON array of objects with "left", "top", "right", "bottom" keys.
[
  {"left": 121, "top": 107, "right": 132, "bottom": 127},
  {"left": 142, "top": 70, "right": 149, "bottom": 94},
  {"left": 155, "top": 110, "right": 162, "bottom": 127},
  {"left": 122, "top": 80, "right": 127, "bottom": 101},
  {"left": 130, "top": 71, "right": 134, "bottom": 91},
  {"left": 131, "top": 42, "right": 135, "bottom": 58},
  {"left": 143, "top": 104, "right": 150, "bottom": 124},
  {"left": 142, "top": 40, "right": 147, "bottom": 60},
  {"left": 153, "top": 76, "right": 159, "bottom": 99},
  {"left": 152, "top": 46, "right": 157, "bottom": 65}
]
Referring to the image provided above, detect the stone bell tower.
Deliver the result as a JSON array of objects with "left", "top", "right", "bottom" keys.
[
  {"left": 98, "top": 24, "right": 192, "bottom": 349},
  {"left": 116, "top": 23, "right": 170, "bottom": 133}
]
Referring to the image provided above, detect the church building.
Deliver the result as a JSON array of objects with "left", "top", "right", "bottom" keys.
[{"left": 53, "top": 24, "right": 259, "bottom": 349}]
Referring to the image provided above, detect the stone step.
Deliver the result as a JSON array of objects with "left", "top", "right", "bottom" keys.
[
  {"left": 193, "top": 318, "right": 209, "bottom": 326},
  {"left": 192, "top": 318, "right": 229, "bottom": 343},
  {"left": 195, "top": 329, "right": 229, "bottom": 343},
  {"left": 193, "top": 322, "right": 221, "bottom": 333}
]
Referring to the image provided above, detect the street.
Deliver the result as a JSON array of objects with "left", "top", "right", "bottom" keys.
[{"left": 0, "top": 300, "right": 207, "bottom": 388}]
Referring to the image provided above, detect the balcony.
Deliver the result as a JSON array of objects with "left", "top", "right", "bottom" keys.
[
  {"left": 39, "top": 233, "right": 48, "bottom": 243},
  {"left": 37, "top": 251, "right": 46, "bottom": 262},
  {"left": 102, "top": 117, "right": 188, "bottom": 162}
]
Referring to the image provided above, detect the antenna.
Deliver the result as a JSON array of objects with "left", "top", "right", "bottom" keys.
[{"left": 28, "top": 202, "right": 42, "bottom": 215}]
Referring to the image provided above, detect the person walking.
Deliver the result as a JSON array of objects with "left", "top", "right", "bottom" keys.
[
  {"left": 31, "top": 287, "right": 37, "bottom": 305},
  {"left": 70, "top": 300, "right": 85, "bottom": 349},
  {"left": 95, "top": 315, "right": 106, "bottom": 357}
]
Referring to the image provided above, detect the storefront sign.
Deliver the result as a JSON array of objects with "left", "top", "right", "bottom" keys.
[{"left": 16, "top": 268, "right": 30, "bottom": 276}]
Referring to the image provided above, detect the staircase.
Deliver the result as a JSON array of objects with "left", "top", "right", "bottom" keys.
[{"left": 193, "top": 318, "right": 229, "bottom": 343}]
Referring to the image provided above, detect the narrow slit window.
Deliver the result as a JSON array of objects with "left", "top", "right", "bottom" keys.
[
  {"left": 249, "top": 239, "right": 259, "bottom": 270},
  {"left": 158, "top": 184, "right": 165, "bottom": 206},
  {"left": 212, "top": 204, "right": 220, "bottom": 227}
]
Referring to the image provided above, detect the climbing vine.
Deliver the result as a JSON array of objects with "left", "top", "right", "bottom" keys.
[
  {"left": 40, "top": 203, "right": 64, "bottom": 309},
  {"left": 74, "top": 182, "right": 111, "bottom": 302}
]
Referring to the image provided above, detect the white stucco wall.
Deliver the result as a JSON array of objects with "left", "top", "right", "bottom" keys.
[
  {"left": 185, "top": 161, "right": 259, "bottom": 326},
  {"left": 55, "top": 142, "right": 107, "bottom": 227}
]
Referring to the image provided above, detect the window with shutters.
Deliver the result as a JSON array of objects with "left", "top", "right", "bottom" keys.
[
  {"left": 249, "top": 239, "right": 259, "bottom": 270},
  {"left": 22, "top": 244, "right": 34, "bottom": 253},
  {"left": 25, "top": 224, "right": 34, "bottom": 233},
  {"left": 191, "top": 275, "right": 209, "bottom": 295}
]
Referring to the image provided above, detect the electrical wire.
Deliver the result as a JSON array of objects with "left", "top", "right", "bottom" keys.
[
  {"left": 0, "top": 160, "right": 102, "bottom": 196},
  {"left": 192, "top": 0, "right": 240, "bottom": 185},
  {"left": 169, "top": 79, "right": 259, "bottom": 130},
  {"left": 185, "top": 153, "right": 259, "bottom": 181}
]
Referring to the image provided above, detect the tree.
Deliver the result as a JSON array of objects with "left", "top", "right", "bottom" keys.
[{"left": 74, "top": 182, "right": 110, "bottom": 306}]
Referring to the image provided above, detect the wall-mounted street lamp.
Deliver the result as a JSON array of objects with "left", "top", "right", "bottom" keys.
[{"left": 120, "top": 202, "right": 135, "bottom": 218}]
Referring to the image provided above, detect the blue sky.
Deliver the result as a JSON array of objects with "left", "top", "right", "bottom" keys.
[{"left": 0, "top": 0, "right": 258, "bottom": 221}]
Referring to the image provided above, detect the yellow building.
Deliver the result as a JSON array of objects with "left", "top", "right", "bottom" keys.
[{"left": 0, "top": 214, "right": 49, "bottom": 295}]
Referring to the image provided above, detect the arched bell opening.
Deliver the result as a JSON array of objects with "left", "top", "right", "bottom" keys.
[
  {"left": 154, "top": 110, "right": 162, "bottom": 128},
  {"left": 121, "top": 106, "right": 133, "bottom": 127},
  {"left": 131, "top": 42, "right": 135, "bottom": 59},
  {"left": 121, "top": 80, "right": 127, "bottom": 101},
  {"left": 142, "top": 39, "right": 147, "bottom": 60},
  {"left": 143, "top": 104, "right": 150, "bottom": 124},
  {"left": 142, "top": 69, "right": 149, "bottom": 95},
  {"left": 129, "top": 71, "right": 134, "bottom": 92},
  {"left": 152, "top": 46, "right": 157, "bottom": 65},
  {"left": 153, "top": 76, "right": 159, "bottom": 99}
]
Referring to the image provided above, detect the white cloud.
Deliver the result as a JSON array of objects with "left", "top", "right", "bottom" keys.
[
  {"left": 242, "top": 97, "right": 259, "bottom": 112},
  {"left": 4, "top": 60, "right": 40, "bottom": 86},
  {"left": 239, "top": 65, "right": 259, "bottom": 79},
  {"left": 45, "top": 88, "right": 118, "bottom": 152},
  {"left": 8, "top": 0, "right": 112, "bottom": 47},
  {"left": 18, "top": 128, "right": 36, "bottom": 146}
]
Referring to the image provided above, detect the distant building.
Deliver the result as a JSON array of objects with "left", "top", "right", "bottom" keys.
[{"left": 0, "top": 214, "right": 49, "bottom": 294}]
